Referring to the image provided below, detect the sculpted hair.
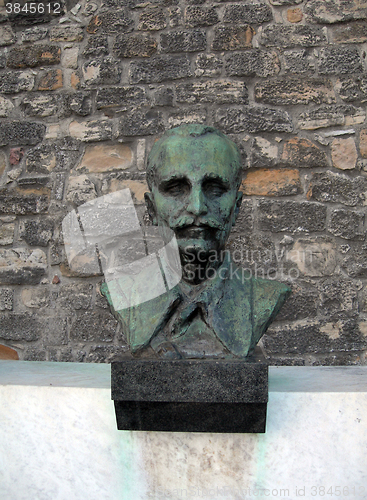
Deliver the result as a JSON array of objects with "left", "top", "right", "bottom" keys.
[{"left": 146, "top": 124, "right": 242, "bottom": 190}]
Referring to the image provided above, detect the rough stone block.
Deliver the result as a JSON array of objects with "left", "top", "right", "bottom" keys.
[
  {"left": 69, "top": 92, "right": 92, "bottom": 117},
  {"left": 229, "top": 199, "right": 253, "bottom": 235},
  {"left": 82, "top": 35, "right": 109, "bottom": 57},
  {"left": 241, "top": 169, "right": 301, "bottom": 197},
  {"left": 7, "top": 44, "right": 60, "bottom": 68},
  {"left": 96, "top": 86, "right": 148, "bottom": 110},
  {"left": 288, "top": 237, "right": 337, "bottom": 277},
  {"left": 275, "top": 282, "right": 319, "bottom": 322},
  {"left": 22, "top": 93, "right": 68, "bottom": 118},
  {"left": 318, "top": 46, "right": 363, "bottom": 75},
  {"left": 329, "top": 209, "right": 365, "bottom": 240},
  {"left": 0, "top": 248, "right": 47, "bottom": 285},
  {"left": 258, "top": 200, "right": 327, "bottom": 232},
  {"left": 336, "top": 78, "right": 367, "bottom": 102},
  {"left": 21, "top": 27, "right": 48, "bottom": 43},
  {"left": 194, "top": 53, "right": 223, "bottom": 77},
  {"left": 0, "top": 221, "right": 15, "bottom": 246},
  {"left": 260, "top": 25, "right": 326, "bottom": 48},
  {"left": 76, "top": 144, "right": 133, "bottom": 173},
  {"left": 0, "top": 96, "right": 14, "bottom": 118},
  {"left": 184, "top": 6, "right": 219, "bottom": 27},
  {"left": 0, "top": 121, "right": 45, "bottom": 147},
  {"left": 82, "top": 57, "right": 122, "bottom": 85},
  {"left": 62, "top": 47, "right": 79, "bottom": 70},
  {"left": 26, "top": 145, "right": 56, "bottom": 174},
  {"left": 0, "top": 313, "right": 42, "bottom": 341},
  {"left": 215, "top": 107, "right": 293, "bottom": 134},
  {"left": 21, "top": 288, "right": 50, "bottom": 309},
  {"left": 70, "top": 310, "right": 118, "bottom": 343},
  {"left": 168, "top": 110, "right": 207, "bottom": 128},
  {"left": 255, "top": 78, "right": 335, "bottom": 105},
  {"left": 281, "top": 137, "right": 329, "bottom": 168},
  {"left": 360, "top": 129, "right": 367, "bottom": 158},
  {"left": 282, "top": 49, "right": 315, "bottom": 74},
  {"left": 19, "top": 218, "right": 54, "bottom": 247},
  {"left": 212, "top": 25, "right": 254, "bottom": 51},
  {"left": 342, "top": 242, "right": 367, "bottom": 278},
  {"left": 54, "top": 283, "right": 93, "bottom": 311},
  {"left": 287, "top": 8, "right": 303, "bottom": 23},
  {"left": 269, "top": 0, "right": 302, "bottom": 4},
  {"left": 49, "top": 25, "right": 84, "bottom": 42},
  {"left": 87, "top": 345, "right": 130, "bottom": 363},
  {"left": 87, "top": 10, "right": 134, "bottom": 35},
  {"left": 0, "top": 289, "right": 13, "bottom": 311},
  {"left": 330, "top": 21, "right": 367, "bottom": 44},
  {"left": 175, "top": 80, "right": 248, "bottom": 104},
  {"left": 66, "top": 175, "right": 97, "bottom": 205},
  {"left": 160, "top": 29, "right": 206, "bottom": 53},
  {"left": 225, "top": 50, "right": 280, "bottom": 78},
  {"left": 37, "top": 69, "right": 63, "bottom": 91},
  {"left": 0, "top": 187, "right": 50, "bottom": 214},
  {"left": 298, "top": 105, "right": 365, "bottom": 130},
  {"left": 129, "top": 55, "right": 191, "bottom": 83},
  {"left": 119, "top": 110, "right": 164, "bottom": 136},
  {"left": 0, "top": 25, "right": 16, "bottom": 46},
  {"left": 331, "top": 137, "right": 357, "bottom": 170},
  {"left": 0, "top": 71, "right": 34, "bottom": 93},
  {"left": 168, "top": 6, "right": 182, "bottom": 27},
  {"left": 308, "top": 171, "right": 367, "bottom": 207},
  {"left": 224, "top": 3, "right": 272, "bottom": 24},
  {"left": 153, "top": 86, "right": 174, "bottom": 106},
  {"left": 69, "top": 119, "right": 113, "bottom": 142},
  {"left": 251, "top": 137, "right": 278, "bottom": 168},
  {"left": 114, "top": 33, "right": 157, "bottom": 58},
  {"left": 304, "top": 0, "right": 367, "bottom": 24},
  {"left": 138, "top": 7, "right": 166, "bottom": 30}
]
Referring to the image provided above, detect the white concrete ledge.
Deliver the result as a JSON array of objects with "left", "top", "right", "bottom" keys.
[{"left": 1, "top": 361, "right": 367, "bottom": 500}]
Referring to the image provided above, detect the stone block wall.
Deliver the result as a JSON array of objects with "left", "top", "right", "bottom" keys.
[{"left": 0, "top": 0, "right": 366, "bottom": 365}]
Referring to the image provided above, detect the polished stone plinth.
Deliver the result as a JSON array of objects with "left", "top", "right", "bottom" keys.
[
  {"left": 1, "top": 361, "right": 367, "bottom": 500},
  {"left": 112, "top": 360, "right": 268, "bottom": 432}
]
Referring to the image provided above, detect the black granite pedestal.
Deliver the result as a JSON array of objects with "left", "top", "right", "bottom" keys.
[{"left": 112, "top": 359, "right": 268, "bottom": 433}]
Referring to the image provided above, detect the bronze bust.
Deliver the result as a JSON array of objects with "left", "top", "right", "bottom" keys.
[{"left": 101, "top": 124, "right": 290, "bottom": 359}]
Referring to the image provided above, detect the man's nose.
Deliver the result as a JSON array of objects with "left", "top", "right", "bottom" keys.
[{"left": 186, "top": 188, "right": 208, "bottom": 216}]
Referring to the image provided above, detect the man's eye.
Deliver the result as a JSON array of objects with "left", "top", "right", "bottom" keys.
[
  {"left": 163, "top": 183, "right": 187, "bottom": 196},
  {"left": 204, "top": 182, "right": 227, "bottom": 197}
]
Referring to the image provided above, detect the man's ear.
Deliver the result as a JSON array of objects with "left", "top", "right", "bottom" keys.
[
  {"left": 144, "top": 192, "right": 158, "bottom": 226},
  {"left": 233, "top": 191, "right": 243, "bottom": 226}
]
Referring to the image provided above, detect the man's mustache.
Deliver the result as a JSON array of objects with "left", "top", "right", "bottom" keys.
[{"left": 170, "top": 216, "right": 225, "bottom": 231}]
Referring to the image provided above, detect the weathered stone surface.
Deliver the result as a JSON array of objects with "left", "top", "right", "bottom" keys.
[
  {"left": 225, "top": 50, "right": 280, "bottom": 78},
  {"left": 119, "top": 110, "right": 164, "bottom": 136},
  {"left": 260, "top": 25, "right": 326, "bottom": 48},
  {"left": 62, "top": 47, "right": 79, "bottom": 69},
  {"left": 23, "top": 348, "right": 47, "bottom": 361},
  {"left": 129, "top": 55, "right": 191, "bottom": 83},
  {"left": 215, "top": 107, "right": 293, "bottom": 134},
  {"left": 87, "top": 9, "right": 134, "bottom": 35},
  {"left": 175, "top": 80, "right": 248, "bottom": 104},
  {"left": 0, "top": 121, "right": 45, "bottom": 147},
  {"left": 276, "top": 282, "right": 318, "bottom": 322},
  {"left": 287, "top": 8, "right": 303, "bottom": 23},
  {"left": 228, "top": 233, "right": 277, "bottom": 277},
  {"left": 153, "top": 86, "right": 174, "bottom": 106},
  {"left": 7, "top": 44, "right": 61, "bottom": 68},
  {"left": 66, "top": 175, "right": 97, "bottom": 205},
  {"left": 19, "top": 218, "right": 54, "bottom": 247},
  {"left": 21, "top": 27, "right": 48, "bottom": 43},
  {"left": 87, "top": 345, "right": 130, "bottom": 362},
  {"left": 0, "top": 248, "right": 47, "bottom": 285},
  {"left": 342, "top": 242, "right": 367, "bottom": 278},
  {"left": 0, "top": 25, "right": 16, "bottom": 46},
  {"left": 114, "top": 33, "right": 157, "bottom": 58},
  {"left": 0, "top": 152, "right": 6, "bottom": 178},
  {"left": 54, "top": 283, "right": 93, "bottom": 310},
  {"left": 228, "top": 199, "right": 253, "bottom": 236},
  {"left": 184, "top": 6, "right": 219, "bottom": 27},
  {"left": 329, "top": 209, "right": 365, "bottom": 240},
  {"left": 83, "top": 35, "right": 109, "bottom": 57},
  {"left": 251, "top": 137, "right": 278, "bottom": 168},
  {"left": 224, "top": 3, "right": 272, "bottom": 24},
  {"left": 288, "top": 237, "right": 337, "bottom": 277},
  {"left": 298, "top": 105, "right": 365, "bottom": 130},
  {"left": 304, "top": 0, "right": 367, "bottom": 24},
  {"left": 360, "top": 129, "right": 367, "bottom": 158},
  {"left": 308, "top": 171, "right": 367, "bottom": 207},
  {"left": 77, "top": 144, "right": 133, "bottom": 173},
  {"left": 37, "top": 69, "right": 63, "bottom": 91},
  {"left": 9, "top": 148, "right": 23, "bottom": 166},
  {"left": 281, "top": 137, "right": 329, "bottom": 168},
  {"left": 242, "top": 169, "right": 301, "bottom": 197},
  {"left": 96, "top": 86, "right": 148, "bottom": 110},
  {"left": 69, "top": 119, "right": 113, "bottom": 142},
  {"left": 0, "top": 289, "right": 13, "bottom": 311},
  {"left": 168, "top": 109, "right": 207, "bottom": 127},
  {"left": 138, "top": 7, "right": 166, "bottom": 30},
  {"left": 255, "top": 78, "right": 335, "bottom": 105},
  {"left": 330, "top": 21, "right": 367, "bottom": 44},
  {"left": 70, "top": 310, "right": 118, "bottom": 343},
  {"left": 21, "top": 288, "right": 50, "bottom": 309},
  {"left": 161, "top": 29, "right": 206, "bottom": 53},
  {"left": 0, "top": 187, "right": 50, "bottom": 215},
  {"left": 22, "top": 93, "right": 68, "bottom": 118},
  {"left": 331, "top": 137, "right": 358, "bottom": 170},
  {"left": 269, "top": 0, "right": 302, "bottom": 4},
  {"left": 0, "top": 220, "right": 14, "bottom": 246},
  {"left": 335, "top": 78, "right": 367, "bottom": 102},
  {"left": 50, "top": 25, "right": 84, "bottom": 42},
  {"left": 0, "top": 96, "right": 14, "bottom": 118},
  {"left": 194, "top": 53, "right": 222, "bottom": 77},
  {"left": 26, "top": 145, "right": 56, "bottom": 174},
  {"left": 112, "top": 0, "right": 178, "bottom": 8},
  {"left": 283, "top": 49, "right": 315, "bottom": 74},
  {"left": 212, "top": 25, "right": 254, "bottom": 51},
  {"left": 82, "top": 57, "right": 122, "bottom": 85},
  {"left": 0, "top": 313, "right": 44, "bottom": 341},
  {"left": 168, "top": 6, "right": 182, "bottom": 27},
  {"left": 258, "top": 200, "right": 327, "bottom": 232},
  {"left": 318, "top": 46, "right": 363, "bottom": 75},
  {"left": 0, "top": 71, "right": 34, "bottom": 93},
  {"left": 69, "top": 92, "right": 92, "bottom": 116}
]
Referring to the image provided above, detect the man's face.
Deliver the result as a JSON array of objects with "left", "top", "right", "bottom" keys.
[{"left": 145, "top": 134, "right": 242, "bottom": 259}]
